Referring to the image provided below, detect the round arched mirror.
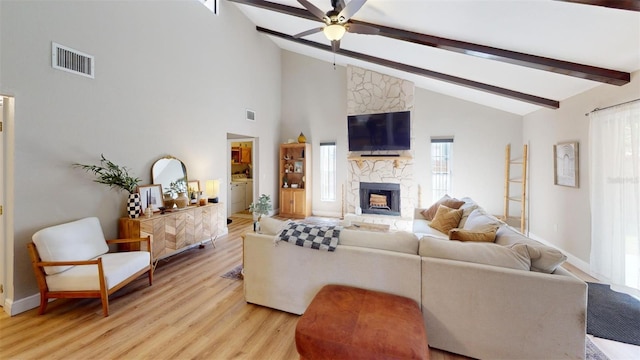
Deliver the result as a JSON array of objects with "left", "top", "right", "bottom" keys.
[{"left": 151, "top": 156, "right": 188, "bottom": 196}]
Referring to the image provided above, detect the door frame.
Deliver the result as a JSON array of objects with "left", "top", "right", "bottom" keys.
[
  {"left": 226, "top": 136, "right": 257, "bottom": 216},
  {"left": 1, "top": 95, "right": 16, "bottom": 314}
]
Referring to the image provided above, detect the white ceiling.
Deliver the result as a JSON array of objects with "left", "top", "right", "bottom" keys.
[{"left": 230, "top": 0, "right": 640, "bottom": 115}]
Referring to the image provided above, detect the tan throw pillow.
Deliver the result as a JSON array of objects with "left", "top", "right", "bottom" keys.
[
  {"left": 449, "top": 226, "right": 498, "bottom": 242},
  {"left": 429, "top": 205, "right": 463, "bottom": 234},
  {"left": 421, "top": 195, "right": 465, "bottom": 220}
]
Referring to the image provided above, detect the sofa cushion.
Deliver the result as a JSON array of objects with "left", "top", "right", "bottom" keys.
[
  {"left": 449, "top": 226, "right": 498, "bottom": 242},
  {"left": 429, "top": 205, "right": 463, "bottom": 234},
  {"left": 258, "top": 216, "right": 289, "bottom": 235},
  {"left": 421, "top": 195, "right": 465, "bottom": 221},
  {"left": 412, "top": 219, "right": 448, "bottom": 239},
  {"left": 462, "top": 209, "right": 501, "bottom": 231},
  {"left": 419, "top": 236, "right": 531, "bottom": 271},
  {"left": 494, "top": 226, "right": 567, "bottom": 273},
  {"left": 45, "top": 251, "right": 151, "bottom": 291},
  {"left": 339, "top": 229, "right": 419, "bottom": 255},
  {"left": 32, "top": 217, "right": 109, "bottom": 275}
]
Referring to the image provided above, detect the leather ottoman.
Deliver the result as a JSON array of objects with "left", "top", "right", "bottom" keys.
[{"left": 295, "top": 284, "right": 429, "bottom": 360}]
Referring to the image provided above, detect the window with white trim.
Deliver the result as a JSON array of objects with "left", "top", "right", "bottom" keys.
[
  {"left": 320, "top": 142, "right": 337, "bottom": 201},
  {"left": 431, "top": 137, "right": 453, "bottom": 200}
]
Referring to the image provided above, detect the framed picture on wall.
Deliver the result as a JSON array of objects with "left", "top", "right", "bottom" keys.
[
  {"left": 554, "top": 141, "right": 579, "bottom": 188},
  {"left": 138, "top": 184, "right": 164, "bottom": 212}
]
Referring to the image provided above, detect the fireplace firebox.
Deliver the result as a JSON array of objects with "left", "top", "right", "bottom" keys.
[{"left": 359, "top": 182, "right": 401, "bottom": 216}]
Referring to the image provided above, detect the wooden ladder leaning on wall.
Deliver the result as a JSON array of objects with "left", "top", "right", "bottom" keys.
[{"left": 503, "top": 144, "right": 528, "bottom": 233}]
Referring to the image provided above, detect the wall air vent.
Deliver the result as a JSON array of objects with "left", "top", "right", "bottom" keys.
[
  {"left": 246, "top": 109, "right": 256, "bottom": 121},
  {"left": 51, "top": 42, "right": 95, "bottom": 78}
]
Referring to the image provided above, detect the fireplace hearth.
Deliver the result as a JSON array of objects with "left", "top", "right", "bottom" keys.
[{"left": 359, "top": 182, "right": 401, "bottom": 216}]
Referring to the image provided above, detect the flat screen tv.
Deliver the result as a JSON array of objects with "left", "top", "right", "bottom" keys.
[{"left": 348, "top": 111, "right": 411, "bottom": 151}]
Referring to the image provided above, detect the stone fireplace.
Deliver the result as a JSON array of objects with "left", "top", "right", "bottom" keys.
[
  {"left": 344, "top": 65, "right": 416, "bottom": 230},
  {"left": 359, "top": 182, "right": 401, "bottom": 216}
]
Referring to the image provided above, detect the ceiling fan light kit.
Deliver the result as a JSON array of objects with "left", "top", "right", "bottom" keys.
[
  {"left": 324, "top": 24, "right": 346, "bottom": 41},
  {"left": 295, "top": 0, "right": 378, "bottom": 51}
]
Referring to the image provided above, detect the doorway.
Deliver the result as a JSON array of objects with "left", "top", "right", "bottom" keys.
[{"left": 226, "top": 134, "right": 256, "bottom": 218}]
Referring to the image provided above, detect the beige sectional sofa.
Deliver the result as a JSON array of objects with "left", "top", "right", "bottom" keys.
[{"left": 243, "top": 198, "right": 587, "bottom": 360}]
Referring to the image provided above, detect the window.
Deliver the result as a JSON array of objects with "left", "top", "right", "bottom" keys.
[
  {"left": 320, "top": 142, "right": 337, "bottom": 201},
  {"left": 589, "top": 101, "right": 639, "bottom": 296},
  {"left": 431, "top": 138, "right": 453, "bottom": 201}
]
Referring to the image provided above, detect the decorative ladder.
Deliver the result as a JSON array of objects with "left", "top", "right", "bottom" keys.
[{"left": 503, "top": 144, "right": 528, "bottom": 233}]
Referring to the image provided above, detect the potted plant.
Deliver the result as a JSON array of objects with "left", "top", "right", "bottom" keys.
[
  {"left": 73, "top": 154, "right": 142, "bottom": 218},
  {"left": 249, "top": 194, "right": 273, "bottom": 232}
]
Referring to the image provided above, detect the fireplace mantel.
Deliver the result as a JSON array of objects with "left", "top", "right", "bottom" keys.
[{"left": 347, "top": 155, "right": 412, "bottom": 169}]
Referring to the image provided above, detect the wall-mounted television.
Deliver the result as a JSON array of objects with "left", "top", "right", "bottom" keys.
[{"left": 348, "top": 111, "right": 411, "bottom": 152}]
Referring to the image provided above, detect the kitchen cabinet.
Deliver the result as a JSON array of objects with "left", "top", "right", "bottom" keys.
[
  {"left": 231, "top": 146, "right": 252, "bottom": 164},
  {"left": 229, "top": 182, "right": 246, "bottom": 215}
]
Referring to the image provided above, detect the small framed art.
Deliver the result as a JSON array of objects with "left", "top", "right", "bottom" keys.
[
  {"left": 554, "top": 141, "right": 579, "bottom": 188},
  {"left": 138, "top": 184, "right": 164, "bottom": 212},
  {"left": 188, "top": 180, "right": 200, "bottom": 193}
]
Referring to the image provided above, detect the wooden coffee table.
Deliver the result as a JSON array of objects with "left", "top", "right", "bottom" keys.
[{"left": 344, "top": 221, "right": 390, "bottom": 232}]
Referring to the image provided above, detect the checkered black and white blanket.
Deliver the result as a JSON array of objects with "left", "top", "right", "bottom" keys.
[{"left": 276, "top": 222, "right": 341, "bottom": 252}]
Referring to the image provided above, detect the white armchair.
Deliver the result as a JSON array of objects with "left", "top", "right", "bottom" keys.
[{"left": 27, "top": 217, "right": 153, "bottom": 316}]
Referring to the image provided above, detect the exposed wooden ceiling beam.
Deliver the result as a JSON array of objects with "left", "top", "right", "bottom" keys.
[
  {"left": 257, "top": 27, "right": 560, "bottom": 109},
  {"left": 554, "top": 0, "right": 640, "bottom": 12},
  {"left": 228, "top": 0, "right": 630, "bottom": 86}
]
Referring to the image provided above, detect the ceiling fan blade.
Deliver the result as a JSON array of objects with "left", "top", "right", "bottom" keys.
[
  {"left": 297, "top": 0, "right": 329, "bottom": 22},
  {"left": 331, "top": 39, "right": 341, "bottom": 53},
  {"left": 337, "top": 0, "right": 367, "bottom": 23},
  {"left": 346, "top": 23, "right": 379, "bottom": 35},
  {"left": 293, "top": 27, "right": 324, "bottom": 38}
]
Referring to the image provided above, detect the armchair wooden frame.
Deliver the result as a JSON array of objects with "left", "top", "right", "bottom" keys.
[{"left": 27, "top": 236, "right": 153, "bottom": 317}]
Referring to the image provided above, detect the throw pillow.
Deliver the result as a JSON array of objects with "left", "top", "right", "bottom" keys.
[
  {"left": 429, "top": 205, "right": 463, "bottom": 234},
  {"left": 462, "top": 209, "right": 501, "bottom": 231},
  {"left": 457, "top": 198, "right": 480, "bottom": 228},
  {"left": 421, "top": 194, "right": 465, "bottom": 221},
  {"left": 449, "top": 226, "right": 498, "bottom": 242}
]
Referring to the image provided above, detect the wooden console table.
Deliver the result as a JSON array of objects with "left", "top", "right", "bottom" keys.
[{"left": 118, "top": 203, "right": 220, "bottom": 267}]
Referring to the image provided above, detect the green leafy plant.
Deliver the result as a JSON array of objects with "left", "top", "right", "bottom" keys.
[
  {"left": 165, "top": 178, "right": 187, "bottom": 198},
  {"left": 73, "top": 154, "right": 141, "bottom": 194},
  {"left": 249, "top": 194, "right": 272, "bottom": 221}
]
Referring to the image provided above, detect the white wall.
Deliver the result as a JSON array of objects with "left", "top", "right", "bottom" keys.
[
  {"left": 0, "top": 1, "right": 281, "bottom": 306},
  {"left": 281, "top": 51, "right": 348, "bottom": 217},
  {"left": 281, "top": 51, "right": 523, "bottom": 217},
  {"left": 524, "top": 71, "right": 640, "bottom": 266}
]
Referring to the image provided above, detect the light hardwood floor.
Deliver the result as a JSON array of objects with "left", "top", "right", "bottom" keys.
[{"left": 0, "top": 216, "right": 635, "bottom": 359}]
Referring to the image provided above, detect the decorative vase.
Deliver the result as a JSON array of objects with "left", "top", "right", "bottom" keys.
[
  {"left": 127, "top": 193, "right": 141, "bottom": 219},
  {"left": 298, "top": 132, "right": 306, "bottom": 143},
  {"left": 175, "top": 192, "right": 189, "bottom": 209},
  {"left": 164, "top": 193, "right": 175, "bottom": 209}
]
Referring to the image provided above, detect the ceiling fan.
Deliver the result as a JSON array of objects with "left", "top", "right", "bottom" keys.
[{"left": 294, "top": 0, "right": 380, "bottom": 52}]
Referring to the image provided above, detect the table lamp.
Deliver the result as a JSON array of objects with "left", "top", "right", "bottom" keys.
[{"left": 206, "top": 179, "right": 220, "bottom": 203}]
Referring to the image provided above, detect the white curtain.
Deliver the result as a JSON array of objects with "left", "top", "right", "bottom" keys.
[{"left": 589, "top": 100, "right": 640, "bottom": 296}]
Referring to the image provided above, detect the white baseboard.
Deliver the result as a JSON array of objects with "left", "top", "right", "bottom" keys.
[
  {"left": 528, "top": 232, "right": 593, "bottom": 276},
  {"left": 4, "top": 293, "right": 42, "bottom": 316}
]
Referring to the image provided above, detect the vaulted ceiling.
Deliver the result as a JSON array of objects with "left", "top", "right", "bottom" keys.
[{"left": 229, "top": 0, "right": 640, "bottom": 115}]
